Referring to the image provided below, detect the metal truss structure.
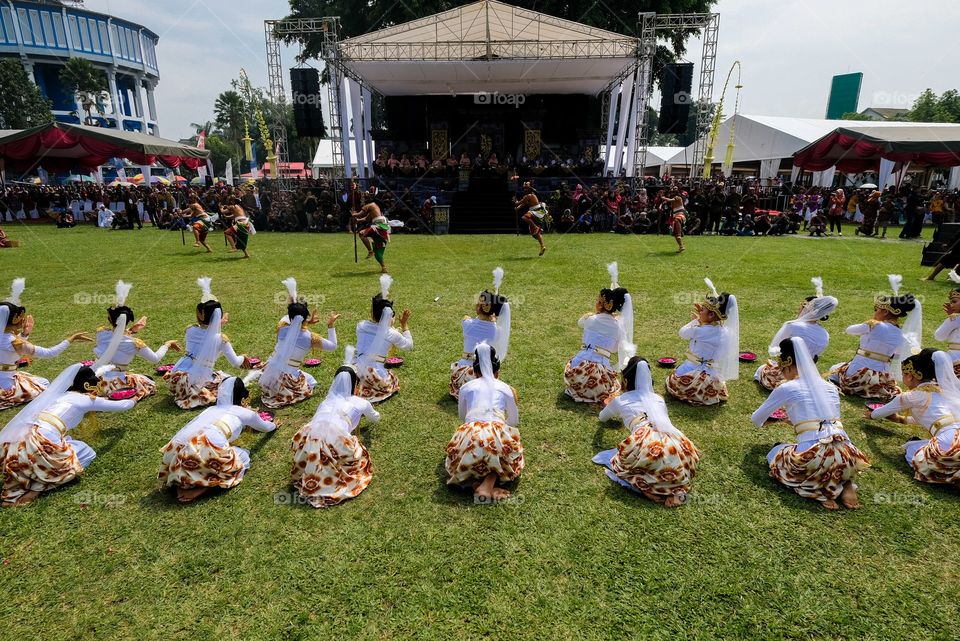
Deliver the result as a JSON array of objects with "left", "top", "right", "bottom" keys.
[{"left": 339, "top": 39, "right": 637, "bottom": 61}]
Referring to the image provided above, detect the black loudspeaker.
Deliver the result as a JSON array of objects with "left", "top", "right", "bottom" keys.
[
  {"left": 290, "top": 68, "right": 326, "bottom": 138},
  {"left": 658, "top": 62, "right": 694, "bottom": 135}
]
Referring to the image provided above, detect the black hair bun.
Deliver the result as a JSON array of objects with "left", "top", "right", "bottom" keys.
[
  {"left": 108, "top": 306, "right": 134, "bottom": 327},
  {"left": 472, "top": 346, "right": 502, "bottom": 377},
  {"left": 335, "top": 365, "right": 360, "bottom": 392},
  {"left": 903, "top": 348, "right": 937, "bottom": 381},
  {"left": 621, "top": 355, "right": 649, "bottom": 392},
  {"left": 196, "top": 299, "right": 222, "bottom": 325},
  {"left": 599, "top": 287, "right": 628, "bottom": 313},
  {"left": 231, "top": 378, "right": 249, "bottom": 406},
  {"left": 287, "top": 302, "right": 309, "bottom": 322},
  {"left": 69, "top": 366, "right": 99, "bottom": 393},
  {"left": 478, "top": 290, "right": 508, "bottom": 316},
  {"left": 372, "top": 294, "right": 394, "bottom": 321}
]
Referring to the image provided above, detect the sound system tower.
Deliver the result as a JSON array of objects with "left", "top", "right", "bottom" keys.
[
  {"left": 658, "top": 62, "right": 694, "bottom": 135},
  {"left": 290, "top": 68, "right": 326, "bottom": 137}
]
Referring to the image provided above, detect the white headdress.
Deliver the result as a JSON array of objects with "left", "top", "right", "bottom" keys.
[
  {"left": 380, "top": 274, "right": 393, "bottom": 300},
  {"left": 632, "top": 360, "right": 683, "bottom": 438},
  {"left": 704, "top": 277, "right": 719, "bottom": 299},
  {"left": 0, "top": 313, "right": 128, "bottom": 445},
  {"left": 768, "top": 278, "right": 838, "bottom": 356},
  {"left": 306, "top": 346, "right": 358, "bottom": 440},
  {"left": 717, "top": 293, "right": 740, "bottom": 381},
  {"left": 188, "top": 307, "right": 222, "bottom": 386},
  {"left": 789, "top": 337, "right": 840, "bottom": 422},
  {"left": 811, "top": 276, "right": 824, "bottom": 298},
  {"left": 114, "top": 280, "right": 132, "bottom": 307},
  {"left": 197, "top": 276, "right": 217, "bottom": 302},
  {"left": 260, "top": 306, "right": 304, "bottom": 391},
  {"left": 282, "top": 277, "right": 298, "bottom": 304},
  {"left": 887, "top": 274, "right": 922, "bottom": 381},
  {"left": 609, "top": 263, "right": 634, "bottom": 370},
  {"left": 491, "top": 267, "right": 511, "bottom": 362},
  {"left": 361, "top": 306, "right": 394, "bottom": 372},
  {"left": 7, "top": 277, "right": 25, "bottom": 306}
]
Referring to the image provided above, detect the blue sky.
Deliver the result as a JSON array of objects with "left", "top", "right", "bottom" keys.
[{"left": 82, "top": 0, "right": 960, "bottom": 140}]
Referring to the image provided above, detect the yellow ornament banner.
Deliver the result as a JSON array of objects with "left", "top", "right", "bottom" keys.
[
  {"left": 524, "top": 129, "right": 541, "bottom": 158},
  {"left": 431, "top": 129, "right": 448, "bottom": 161}
]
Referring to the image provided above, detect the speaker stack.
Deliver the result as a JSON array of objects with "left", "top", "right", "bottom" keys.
[
  {"left": 290, "top": 68, "right": 326, "bottom": 137},
  {"left": 658, "top": 62, "right": 695, "bottom": 135}
]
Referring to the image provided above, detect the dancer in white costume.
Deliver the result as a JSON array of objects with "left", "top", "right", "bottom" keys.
[
  {"left": 352, "top": 275, "right": 413, "bottom": 403},
  {"left": 755, "top": 277, "right": 837, "bottom": 391},
  {"left": 259, "top": 277, "right": 339, "bottom": 409},
  {"left": 450, "top": 267, "right": 511, "bottom": 399}
]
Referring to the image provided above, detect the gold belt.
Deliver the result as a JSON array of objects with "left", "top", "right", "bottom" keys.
[
  {"left": 857, "top": 348, "right": 892, "bottom": 363},
  {"left": 211, "top": 419, "right": 232, "bottom": 440},
  {"left": 948, "top": 343, "right": 960, "bottom": 351},
  {"left": 794, "top": 419, "right": 842, "bottom": 435},
  {"left": 583, "top": 344, "right": 612, "bottom": 358},
  {"left": 286, "top": 358, "right": 303, "bottom": 368},
  {"left": 931, "top": 415, "right": 959, "bottom": 434},
  {"left": 686, "top": 352, "right": 714, "bottom": 366},
  {"left": 38, "top": 411, "right": 68, "bottom": 436},
  {"left": 0, "top": 363, "right": 16, "bottom": 371},
  {"left": 627, "top": 414, "right": 650, "bottom": 430},
  {"left": 461, "top": 352, "right": 477, "bottom": 361}
]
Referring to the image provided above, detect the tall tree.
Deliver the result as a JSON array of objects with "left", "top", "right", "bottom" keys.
[
  {"left": 280, "top": 0, "right": 718, "bottom": 72},
  {"left": 0, "top": 59, "right": 53, "bottom": 128},
  {"left": 214, "top": 90, "right": 247, "bottom": 146},
  {"left": 906, "top": 89, "right": 952, "bottom": 123},
  {"left": 59, "top": 58, "right": 108, "bottom": 123}
]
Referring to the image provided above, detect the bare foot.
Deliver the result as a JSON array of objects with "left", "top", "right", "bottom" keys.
[
  {"left": 840, "top": 483, "right": 860, "bottom": 509},
  {"left": 176, "top": 486, "right": 209, "bottom": 503},
  {"left": 821, "top": 499, "right": 840, "bottom": 510},
  {"left": 539, "top": 246, "right": 546, "bottom": 256},
  {"left": 490, "top": 487, "right": 512, "bottom": 501},
  {"left": 664, "top": 494, "right": 684, "bottom": 508},
  {"left": 366, "top": 251, "right": 374, "bottom": 260},
  {"left": 2, "top": 490, "right": 41, "bottom": 507}
]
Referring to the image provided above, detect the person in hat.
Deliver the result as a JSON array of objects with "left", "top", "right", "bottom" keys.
[
  {"left": 166, "top": 277, "right": 255, "bottom": 409},
  {"left": 755, "top": 277, "right": 838, "bottom": 391},
  {"left": 444, "top": 343, "right": 524, "bottom": 503},
  {"left": 350, "top": 193, "right": 391, "bottom": 274},
  {"left": 351, "top": 275, "right": 413, "bottom": 403},
  {"left": 754, "top": 337, "right": 870, "bottom": 510},
  {"left": 450, "top": 267, "right": 511, "bottom": 399},
  {"left": 92, "top": 281, "right": 182, "bottom": 402},
  {"left": 666, "top": 278, "right": 740, "bottom": 406},
  {"left": 563, "top": 263, "right": 634, "bottom": 406},
  {"left": 259, "top": 278, "right": 339, "bottom": 410},
  {"left": 868, "top": 348, "right": 960, "bottom": 487},
  {"left": 514, "top": 181, "right": 547, "bottom": 256},
  {"left": 159, "top": 374, "right": 277, "bottom": 503},
  {"left": 290, "top": 346, "right": 380, "bottom": 507},
  {"left": 594, "top": 356, "right": 700, "bottom": 507},
  {"left": 934, "top": 283, "right": 960, "bottom": 377},
  {"left": 856, "top": 190, "right": 881, "bottom": 237},
  {"left": 0, "top": 278, "right": 92, "bottom": 411},
  {"left": 0, "top": 325, "right": 135, "bottom": 506},
  {"left": 828, "top": 275, "right": 921, "bottom": 400}
]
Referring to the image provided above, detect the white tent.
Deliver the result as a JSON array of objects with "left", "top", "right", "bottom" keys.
[{"left": 311, "top": 139, "right": 362, "bottom": 178}]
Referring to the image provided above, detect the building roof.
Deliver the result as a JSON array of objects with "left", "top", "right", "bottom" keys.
[
  {"left": 861, "top": 107, "right": 909, "bottom": 120},
  {"left": 793, "top": 124, "right": 960, "bottom": 171}
]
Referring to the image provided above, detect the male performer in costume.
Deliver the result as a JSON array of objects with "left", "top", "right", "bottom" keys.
[
  {"left": 351, "top": 194, "right": 391, "bottom": 274},
  {"left": 514, "top": 182, "right": 547, "bottom": 256}
]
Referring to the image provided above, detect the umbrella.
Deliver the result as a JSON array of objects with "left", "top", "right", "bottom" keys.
[
  {"left": 172, "top": 175, "right": 188, "bottom": 183},
  {"left": 859, "top": 183, "right": 878, "bottom": 189},
  {"left": 190, "top": 177, "right": 204, "bottom": 185},
  {"left": 108, "top": 180, "right": 137, "bottom": 187},
  {"left": 62, "top": 175, "right": 95, "bottom": 184},
  {"left": 150, "top": 176, "right": 171, "bottom": 185}
]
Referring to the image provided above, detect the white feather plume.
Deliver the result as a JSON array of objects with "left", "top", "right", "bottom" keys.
[
  {"left": 8, "top": 277, "right": 25, "bottom": 306},
  {"left": 811, "top": 276, "right": 823, "bottom": 298},
  {"left": 94, "top": 364, "right": 116, "bottom": 378},
  {"left": 492, "top": 267, "right": 505, "bottom": 294},
  {"left": 380, "top": 274, "right": 393, "bottom": 300},
  {"left": 343, "top": 345, "right": 355, "bottom": 367},
  {"left": 281, "top": 277, "right": 298, "bottom": 303},
  {"left": 888, "top": 274, "right": 903, "bottom": 296},
  {"left": 242, "top": 370, "right": 262, "bottom": 386},
  {"left": 607, "top": 262, "right": 619, "bottom": 288},
  {"left": 949, "top": 269, "right": 960, "bottom": 284},
  {"left": 704, "top": 277, "right": 719, "bottom": 299},
  {"left": 196, "top": 276, "right": 213, "bottom": 302},
  {"left": 114, "top": 280, "right": 132, "bottom": 307}
]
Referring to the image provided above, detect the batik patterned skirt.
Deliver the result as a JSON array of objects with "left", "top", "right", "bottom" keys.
[
  {"left": 261, "top": 371, "right": 313, "bottom": 409},
  {"left": 101, "top": 372, "right": 156, "bottom": 403},
  {"left": 166, "top": 370, "right": 227, "bottom": 409},
  {"left": 608, "top": 422, "right": 700, "bottom": 502},
  {"left": 357, "top": 365, "right": 399, "bottom": 404},
  {"left": 158, "top": 433, "right": 247, "bottom": 489},
  {"left": 907, "top": 428, "right": 960, "bottom": 486},
  {"left": 828, "top": 362, "right": 900, "bottom": 400},
  {"left": 953, "top": 360, "right": 960, "bottom": 379},
  {"left": 445, "top": 420, "right": 525, "bottom": 486},
  {"left": 768, "top": 434, "right": 870, "bottom": 501},
  {"left": 290, "top": 426, "right": 373, "bottom": 508},
  {"left": 0, "top": 371, "right": 48, "bottom": 411},
  {"left": 0, "top": 425, "right": 84, "bottom": 502},
  {"left": 754, "top": 361, "right": 784, "bottom": 391},
  {"left": 563, "top": 360, "right": 621, "bottom": 405},
  {"left": 449, "top": 362, "right": 476, "bottom": 399},
  {"left": 665, "top": 369, "right": 728, "bottom": 406}
]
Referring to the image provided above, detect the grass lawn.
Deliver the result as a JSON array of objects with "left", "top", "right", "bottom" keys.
[{"left": 0, "top": 224, "right": 958, "bottom": 640}]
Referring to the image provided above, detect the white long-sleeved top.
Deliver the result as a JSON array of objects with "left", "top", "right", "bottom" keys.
[
  {"left": 0, "top": 331, "right": 70, "bottom": 387},
  {"left": 354, "top": 320, "right": 412, "bottom": 377},
  {"left": 34, "top": 391, "right": 134, "bottom": 443},
  {"left": 458, "top": 378, "right": 519, "bottom": 426},
  {"left": 267, "top": 323, "right": 337, "bottom": 378},
  {"left": 171, "top": 325, "right": 244, "bottom": 374},
  {"left": 453, "top": 318, "right": 497, "bottom": 368},
  {"left": 841, "top": 320, "right": 905, "bottom": 374},
  {"left": 309, "top": 396, "right": 381, "bottom": 438},
  {"left": 177, "top": 405, "right": 276, "bottom": 448},
  {"left": 599, "top": 389, "right": 651, "bottom": 430},
  {"left": 674, "top": 321, "right": 723, "bottom": 377},
  {"left": 871, "top": 382, "right": 960, "bottom": 439},
  {"left": 773, "top": 322, "right": 830, "bottom": 360},
  {"left": 752, "top": 378, "right": 849, "bottom": 452},
  {"left": 568, "top": 313, "right": 620, "bottom": 369},
  {"left": 93, "top": 329, "right": 169, "bottom": 381},
  {"left": 934, "top": 315, "right": 960, "bottom": 362}
]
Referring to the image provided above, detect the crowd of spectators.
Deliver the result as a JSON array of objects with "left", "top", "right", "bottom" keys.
[{"left": 372, "top": 149, "right": 605, "bottom": 179}]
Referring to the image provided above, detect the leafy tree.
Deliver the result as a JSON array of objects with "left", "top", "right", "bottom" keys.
[
  {"left": 840, "top": 111, "right": 872, "bottom": 121},
  {"left": 214, "top": 90, "right": 247, "bottom": 146},
  {"left": 0, "top": 59, "right": 53, "bottom": 128},
  {"left": 906, "top": 89, "right": 954, "bottom": 123},
  {"left": 59, "top": 58, "right": 108, "bottom": 123}
]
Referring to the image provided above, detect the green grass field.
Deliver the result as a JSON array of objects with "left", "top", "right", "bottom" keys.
[{"left": 1, "top": 225, "right": 958, "bottom": 640}]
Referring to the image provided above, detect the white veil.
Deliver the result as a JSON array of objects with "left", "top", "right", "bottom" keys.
[
  {"left": 492, "top": 265, "right": 511, "bottom": 362},
  {"left": 717, "top": 294, "right": 740, "bottom": 381},
  {"left": 608, "top": 262, "right": 635, "bottom": 369},
  {"left": 932, "top": 351, "right": 960, "bottom": 421},
  {"left": 307, "top": 346, "right": 357, "bottom": 440},
  {"left": 0, "top": 315, "right": 128, "bottom": 445},
  {"left": 473, "top": 342, "right": 497, "bottom": 421},
  {"left": 892, "top": 299, "right": 923, "bottom": 381},
  {"left": 768, "top": 296, "right": 839, "bottom": 356},
  {"left": 633, "top": 360, "right": 683, "bottom": 437},
  {"left": 790, "top": 337, "right": 838, "bottom": 421},
  {"left": 260, "top": 315, "right": 304, "bottom": 390},
  {"left": 360, "top": 305, "right": 394, "bottom": 372},
  {"left": 188, "top": 307, "right": 222, "bottom": 386},
  {"left": 171, "top": 376, "right": 238, "bottom": 445},
  {"left": 0, "top": 304, "right": 8, "bottom": 335}
]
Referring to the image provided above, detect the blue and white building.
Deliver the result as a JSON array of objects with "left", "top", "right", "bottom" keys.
[{"left": 0, "top": 1, "right": 161, "bottom": 135}]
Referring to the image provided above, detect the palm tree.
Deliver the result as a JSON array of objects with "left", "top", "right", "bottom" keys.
[
  {"left": 59, "top": 58, "right": 108, "bottom": 125},
  {"left": 214, "top": 91, "right": 246, "bottom": 146}
]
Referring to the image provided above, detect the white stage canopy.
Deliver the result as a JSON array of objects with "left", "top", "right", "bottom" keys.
[{"left": 338, "top": 0, "right": 638, "bottom": 96}]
